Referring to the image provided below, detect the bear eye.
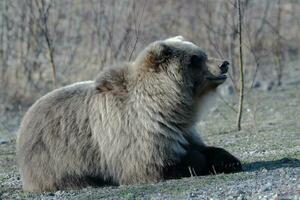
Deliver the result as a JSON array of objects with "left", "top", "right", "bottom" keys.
[{"left": 190, "top": 55, "right": 203, "bottom": 68}]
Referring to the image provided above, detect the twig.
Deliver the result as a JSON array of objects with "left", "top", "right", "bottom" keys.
[
  {"left": 128, "top": 0, "right": 146, "bottom": 61},
  {"left": 217, "top": 92, "right": 238, "bottom": 113},
  {"left": 36, "top": 0, "right": 56, "bottom": 87},
  {"left": 211, "top": 165, "right": 217, "bottom": 175},
  {"left": 236, "top": 0, "right": 244, "bottom": 131},
  {"left": 188, "top": 166, "right": 194, "bottom": 177}
]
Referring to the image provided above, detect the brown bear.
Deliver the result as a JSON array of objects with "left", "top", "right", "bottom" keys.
[{"left": 16, "top": 36, "right": 241, "bottom": 192}]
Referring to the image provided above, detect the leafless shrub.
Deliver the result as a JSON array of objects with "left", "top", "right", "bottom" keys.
[{"left": 0, "top": 0, "right": 299, "bottom": 106}]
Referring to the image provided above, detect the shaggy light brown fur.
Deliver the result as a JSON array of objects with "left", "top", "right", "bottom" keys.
[{"left": 17, "top": 36, "right": 241, "bottom": 192}]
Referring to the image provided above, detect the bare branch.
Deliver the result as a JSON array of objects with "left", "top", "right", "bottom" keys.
[
  {"left": 236, "top": 0, "right": 245, "bottom": 131},
  {"left": 128, "top": 0, "right": 147, "bottom": 61}
]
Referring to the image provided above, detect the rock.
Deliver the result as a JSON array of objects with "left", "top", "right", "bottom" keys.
[
  {"left": 189, "top": 192, "right": 198, "bottom": 198},
  {"left": 48, "top": 192, "right": 55, "bottom": 196},
  {"left": 262, "top": 168, "right": 268, "bottom": 173},
  {"left": 260, "top": 182, "right": 272, "bottom": 192},
  {"left": 253, "top": 81, "right": 261, "bottom": 88},
  {"left": 253, "top": 80, "right": 275, "bottom": 91},
  {"left": 0, "top": 140, "right": 9, "bottom": 145}
]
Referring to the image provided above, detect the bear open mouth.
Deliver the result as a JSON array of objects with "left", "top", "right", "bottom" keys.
[
  {"left": 206, "top": 74, "right": 227, "bottom": 81},
  {"left": 206, "top": 74, "right": 227, "bottom": 84}
]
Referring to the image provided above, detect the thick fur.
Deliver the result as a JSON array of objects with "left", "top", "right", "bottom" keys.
[{"left": 17, "top": 36, "right": 241, "bottom": 192}]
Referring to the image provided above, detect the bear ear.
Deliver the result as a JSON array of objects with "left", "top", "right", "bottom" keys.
[
  {"left": 165, "top": 35, "right": 185, "bottom": 42},
  {"left": 96, "top": 80, "right": 113, "bottom": 92},
  {"left": 95, "top": 69, "right": 116, "bottom": 92},
  {"left": 95, "top": 67, "right": 128, "bottom": 95},
  {"left": 144, "top": 43, "right": 172, "bottom": 72}
]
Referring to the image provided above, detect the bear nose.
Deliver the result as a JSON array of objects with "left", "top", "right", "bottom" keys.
[{"left": 220, "top": 61, "right": 229, "bottom": 74}]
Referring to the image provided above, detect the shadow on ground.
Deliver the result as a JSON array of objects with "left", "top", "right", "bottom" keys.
[{"left": 243, "top": 157, "right": 300, "bottom": 172}]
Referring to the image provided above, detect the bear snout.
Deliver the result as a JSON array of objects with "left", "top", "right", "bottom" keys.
[{"left": 220, "top": 61, "right": 229, "bottom": 74}]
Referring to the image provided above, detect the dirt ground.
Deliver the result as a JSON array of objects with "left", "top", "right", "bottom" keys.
[{"left": 0, "top": 62, "right": 299, "bottom": 199}]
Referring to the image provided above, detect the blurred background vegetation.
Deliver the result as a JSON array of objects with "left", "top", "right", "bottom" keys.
[{"left": 0, "top": 0, "right": 299, "bottom": 126}]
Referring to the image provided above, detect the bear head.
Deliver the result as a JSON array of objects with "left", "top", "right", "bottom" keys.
[{"left": 134, "top": 36, "right": 229, "bottom": 99}]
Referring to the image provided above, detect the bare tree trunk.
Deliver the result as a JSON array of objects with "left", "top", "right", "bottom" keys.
[
  {"left": 1, "top": 0, "right": 10, "bottom": 84},
  {"left": 228, "top": 0, "right": 239, "bottom": 91},
  {"left": 36, "top": 0, "right": 56, "bottom": 88},
  {"left": 275, "top": 0, "right": 283, "bottom": 86},
  {"left": 0, "top": 1, "right": 5, "bottom": 82},
  {"left": 236, "top": 0, "right": 244, "bottom": 131}
]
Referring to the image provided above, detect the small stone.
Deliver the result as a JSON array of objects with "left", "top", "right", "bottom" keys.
[
  {"left": 253, "top": 81, "right": 261, "bottom": 88},
  {"left": 262, "top": 168, "right": 268, "bottom": 173},
  {"left": 260, "top": 182, "right": 272, "bottom": 192},
  {"left": 48, "top": 192, "right": 55, "bottom": 196},
  {"left": 271, "top": 193, "right": 278, "bottom": 199},
  {"left": 0, "top": 140, "right": 9, "bottom": 145},
  {"left": 237, "top": 195, "right": 246, "bottom": 200},
  {"left": 55, "top": 190, "right": 64, "bottom": 196},
  {"left": 189, "top": 192, "right": 198, "bottom": 198},
  {"left": 249, "top": 150, "right": 257, "bottom": 155}
]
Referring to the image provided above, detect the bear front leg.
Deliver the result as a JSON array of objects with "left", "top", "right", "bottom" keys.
[
  {"left": 163, "top": 146, "right": 242, "bottom": 180},
  {"left": 163, "top": 148, "right": 210, "bottom": 179},
  {"left": 201, "top": 146, "right": 242, "bottom": 174}
]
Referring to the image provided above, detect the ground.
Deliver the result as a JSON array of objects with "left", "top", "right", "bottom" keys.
[{"left": 0, "top": 64, "right": 300, "bottom": 199}]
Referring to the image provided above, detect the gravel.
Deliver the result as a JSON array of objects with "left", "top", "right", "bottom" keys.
[{"left": 0, "top": 63, "right": 300, "bottom": 199}]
